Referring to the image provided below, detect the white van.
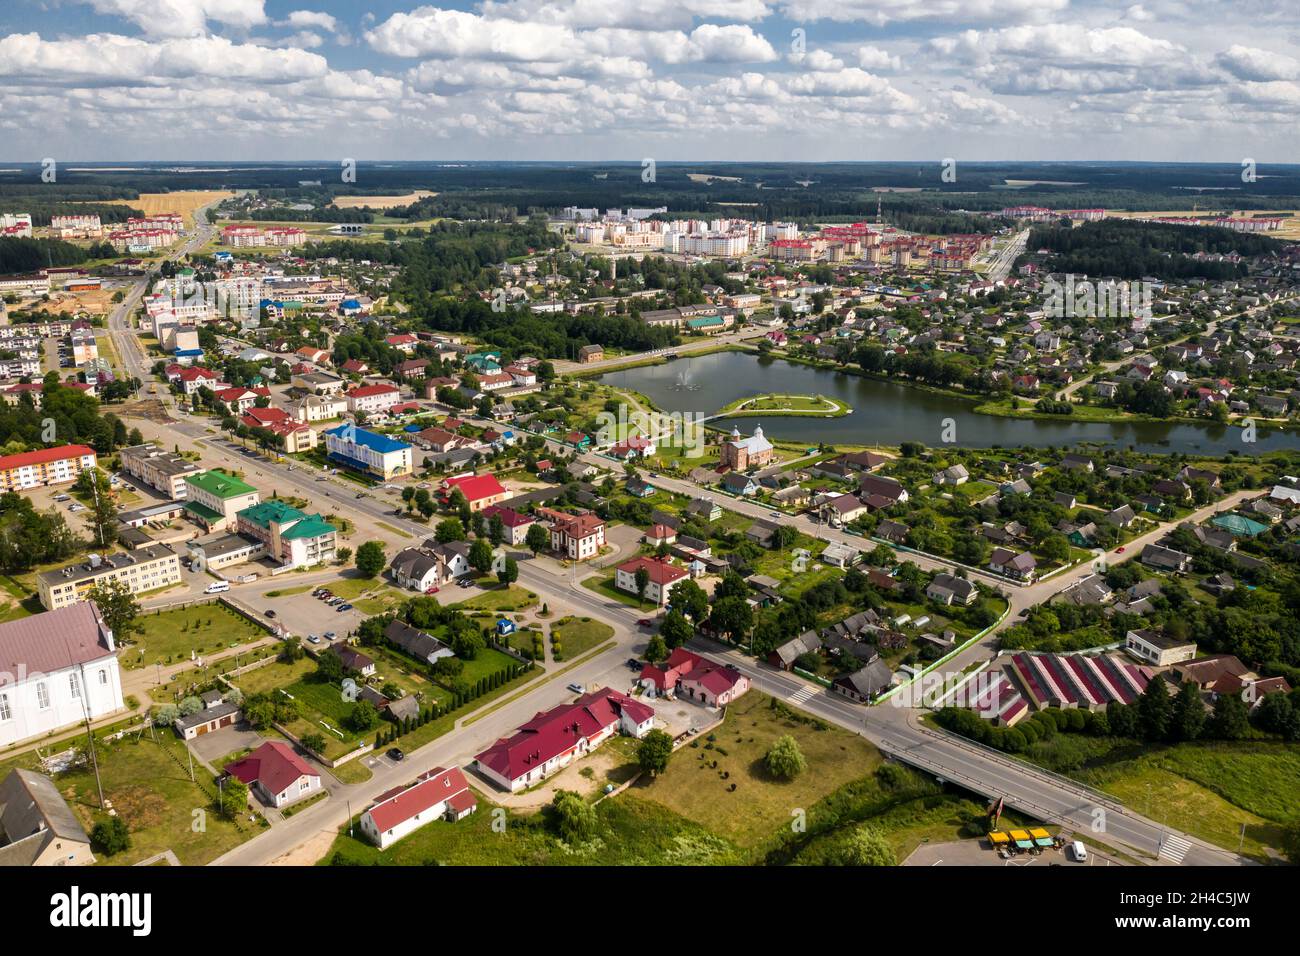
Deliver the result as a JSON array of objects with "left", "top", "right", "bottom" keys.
[
  {"left": 204, "top": 581, "right": 230, "bottom": 594},
  {"left": 1070, "top": 840, "right": 1087, "bottom": 862}
]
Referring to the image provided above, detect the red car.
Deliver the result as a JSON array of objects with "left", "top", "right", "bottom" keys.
[
  {"left": 637, "top": 618, "right": 654, "bottom": 627},
  {"left": 1115, "top": 546, "right": 1126, "bottom": 554},
  {"left": 424, "top": 586, "right": 441, "bottom": 595}
]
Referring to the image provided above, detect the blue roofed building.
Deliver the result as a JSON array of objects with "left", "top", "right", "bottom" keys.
[{"left": 324, "top": 423, "right": 413, "bottom": 479}]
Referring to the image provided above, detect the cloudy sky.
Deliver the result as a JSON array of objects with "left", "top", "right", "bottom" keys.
[{"left": 1, "top": 0, "right": 1298, "bottom": 162}]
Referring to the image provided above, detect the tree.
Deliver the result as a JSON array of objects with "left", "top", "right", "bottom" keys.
[
  {"left": 451, "top": 628, "right": 485, "bottom": 660},
  {"left": 634, "top": 565, "right": 651, "bottom": 605},
  {"left": 708, "top": 596, "right": 753, "bottom": 643},
  {"left": 87, "top": 578, "right": 141, "bottom": 640},
  {"left": 834, "top": 825, "right": 896, "bottom": 866},
  {"left": 1170, "top": 680, "right": 1205, "bottom": 742},
  {"left": 659, "top": 610, "right": 693, "bottom": 649},
  {"left": 435, "top": 518, "right": 465, "bottom": 543},
  {"left": 90, "top": 816, "right": 131, "bottom": 856},
  {"left": 300, "top": 732, "right": 328, "bottom": 754},
  {"left": 355, "top": 540, "right": 386, "bottom": 578},
  {"left": 497, "top": 555, "right": 518, "bottom": 586},
  {"left": 217, "top": 777, "right": 248, "bottom": 819},
  {"left": 645, "top": 633, "right": 668, "bottom": 663},
  {"left": 346, "top": 699, "right": 380, "bottom": 732},
  {"left": 671, "top": 579, "right": 709, "bottom": 621},
  {"left": 637, "top": 729, "right": 673, "bottom": 776},
  {"left": 469, "top": 538, "right": 493, "bottom": 574},
  {"left": 551, "top": 789, "right": 597, "bottom": 842},
  {"left": 1208, "top": 691, "right": 1249, "bottom": 740},
  {"left": 1136, "top": 675, "right": 1172, "bottom": 741},
  {"left": 178, "top": 695, "right": 203, "bottom": 717},
  {"left": 525, "top": 522, "right": 550, "bottom": 556},
  {"left": 79, "top": 468, "right": 118, "bottom": 548},
  {"left": 765, "top": 735, "right": 806, "bottom": 779}
]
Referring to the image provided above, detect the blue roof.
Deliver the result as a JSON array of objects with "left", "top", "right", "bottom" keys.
[
  {"left": 340, "top": 299, "right": 362, "bottom": 309},
  {"left": 324, "top": 423, "right": 410, "bottom": 454},
  {"left": 175, "top": 348, "right": 204, "bottom": 357}
]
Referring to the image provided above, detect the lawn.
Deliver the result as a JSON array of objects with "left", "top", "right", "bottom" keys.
[
  {"left": 550, "top": 616, "right": 614, "bottom": 661},
  {"left": 630, "top": 691, "right": 881, "bottom": 849},
  {"left": 1024, "top": 736, "right": 1298, "bottom": 863},
  {"left": 452, "top": 584, "right": 538, "bottom": 612},
  {"left": 320, "top": 794, "right": 742, "bottom": 866},
  {"left": 121, "top": 604, "right": 268, "bottom": 670},
  {"left": 457, "top": 645, "right": 527, "bottom": 687},
  {"left": 580, "top": 573, "right": 647, "bottom": 609},
  {"left": 225, "top": 654, "right": 316, "bottom": 698},
  {"left": 6, "top": 733, "right": 259, "bottom": 866}
]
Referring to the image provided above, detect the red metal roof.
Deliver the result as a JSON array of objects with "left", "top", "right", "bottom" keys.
[
  {"left": 224, "top": 741, "right": 318, "bottom": 798},
  {"left": 0, "top": 444, "right": 96, "bottom": 471},
  {"left": 443, "top": 473, "right": 507, "bottom": 503},
  {"left": 364, "top": 766, "right": 474, "bottom": 833}
]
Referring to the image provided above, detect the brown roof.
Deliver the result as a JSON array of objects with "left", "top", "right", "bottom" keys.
[{"left": 0, "top": 601, "right": 114, "bottom": 676}]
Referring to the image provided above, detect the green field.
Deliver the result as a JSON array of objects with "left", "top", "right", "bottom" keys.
[
  {"left": 122, "top": 604, "right": 268, "bottom": 670},
  {"left": 452, "top": 584, "right": 538, "bottom": 612},
  {"left": 549, "top": 616, "right": 614, "bottom": 661}
]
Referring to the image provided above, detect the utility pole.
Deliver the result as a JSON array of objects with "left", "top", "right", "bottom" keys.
[{"left": 81, "top": 697, "right": 105, "bottom": 809}]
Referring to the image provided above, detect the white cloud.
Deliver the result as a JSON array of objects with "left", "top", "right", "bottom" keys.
[
  {"left": 856, "top": 45, "right": 901, "bottom": 71},
  {"left": 365, "top": 8, "right": 575, "bottom": 60},
  {"left": 478, "top": 0, "right": 772, "bottom": 31},
  {"left": 1217, "top": 44, "right": 1300, "bottom": 81},
  {"left": 84, "top": 0, "right": 268, "bottom": 38},
  {"left": 778, "top": 0, "right": 1067, "bottom": 26}
]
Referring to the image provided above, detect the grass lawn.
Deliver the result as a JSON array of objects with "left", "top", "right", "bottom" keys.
[
  {"left": 7, "top": 734, "right": 261, "bottom": 866},
  {"left": 1024, "top": 736, "right": 1298, "bottom": 863},
  {"left": 122, "top": 604, "right": 268, "bottom": 670},
  {"left": 225, "top": 654, "right": 316, "bottom": 698},
  {"left": 630, "top": 691, "right": 881, "bottom": 850},
  {"left": 580, "top": 573, "right": 648, "bottom": 609},
  {"left": 456, "top": 646, "right": 526, "bottom": 686},
  {"left": 320, "top": 793, "right": 741, "bottom": 866},
  {"left": 550, "top": 616, "right": 614, "bottom": 661},
  {"left": 452, "top": 584, "right": 538, "bottom": 612}
]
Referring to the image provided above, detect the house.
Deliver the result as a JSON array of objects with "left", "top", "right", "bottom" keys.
[
  {"left": 359, "top": 767, "right": 477, "bottom": 849},
  {"left": 932, "top": 464, "right": 969, "bottom": 486},
  {"left": 722, "top": 472, "right": 759, "bottom": 496},
  {"left": 345, "top": 383, "right": 402, "bottom": 416},
  {"left": 819, "top": 541, "right": 860, "bottom": 569},
  {"left": 639, "top": 647, "right": 749, "bottom": 706},
  {"left": 644, "top": 523, "right": 677, "bottom": 547},
  {"left": 441, "top": 473, "right": 509, "bottom": 512},
  {"left": 385, "top": 618, "right": 455, "bottom": 665},
  {"left": 614, "top": 556, "right": 687, "bottom": 605},
  {"left": 988, "top": 547, "right": 1037, "bottom": 582},
  {"left": 1105, "top": 504, "right": 1137, "bottom": 528},
  {"left": 626, "top": 474, "right": 655, "bottom": 498},
  {"left": 0, "top": 769, "right": 95, "bottom": 866},
  {"left": 823, "top": 493, "right": 868, "bottom": 525},
  {"left": 481, "top": 506, "right": 535, "bottom": 546},
  {"left": 474, "top": 688, "right": 654, "bottom": 792},
  {"left": 875, "top": 519, "right": 909, "bottom": 543},
  {"left": 927, "top": 573, "right": 978, "bottom": 606},
  {"left": 577, "top": 344, "right": 604, "bottom": 364},
  {"left": 858, "top": 473, "right": 908, "bottom": 504},
  {"left": 223, "top": 741, "right": 322, "bottom": 809},
  {"left": 0, "top": 602, "right": 124, "bottom": 748},
  {"left": 832, "top": 659, "right": 894, "bottom": 703},
  {"left": 1125, "top": 629, "right": 1197, "bottom": 666},
  {"left": 546, "top": 510, "right": 606, "bottom": 560},
  {"left": 329, "top": 643, "right": 376, "bottom": 677},
  {"left": 769, "top": 629, "right": 822, "bottom": 671},
  {"left": 1060, "top": 453, "right": 1095, "bottom": 473},
  {"left": 1140, "top": 543, "right": 1191, "bottom": 573},
  {"left": 389, "top": 541, "right": 472, "bottom": 592},
  {"left": 686, "top": 497, "right": 722, "bottom": 522}
]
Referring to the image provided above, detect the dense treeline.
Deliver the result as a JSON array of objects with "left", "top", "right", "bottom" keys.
[
  {"left": 1027, "top": 219, "right": 1277, "bottom": 280},
  {"left": 0, "top": 378, "right": 129, "bottom": 454},
  {"left": 0, "top": 237, "right": 110, "bottom": 276}
]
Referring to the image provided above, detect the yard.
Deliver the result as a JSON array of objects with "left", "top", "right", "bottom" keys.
[
  {"left": 451, "top": 584, "right": 538, "bottom": 612},
  {"left": 121, "top": 604, "right": 269, "bottom": 670},
  {"left": 549, "top": 616, "right": 615, "bottom": 661},
  {"left": 630, "top": 691, "right": 881, "bottom": 849}
]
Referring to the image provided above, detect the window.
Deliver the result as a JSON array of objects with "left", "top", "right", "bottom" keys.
[
  {"left": 0, "top": 693, "right": 10, "bottom": 721},
  {"left": 99, "top": 669, "right": 108, "bottom": 685},
  {"left": 69, "top": 673, "right": 81, "bottom": 699},
  {"left": 36, "top": 682, "right": 50, "bottom": 709}
]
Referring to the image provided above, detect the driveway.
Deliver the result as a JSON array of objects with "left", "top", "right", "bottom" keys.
[{"left": 188, "top": 725, "right": 264, "bottom": 764}]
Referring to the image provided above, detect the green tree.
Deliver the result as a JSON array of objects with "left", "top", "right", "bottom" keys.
[
  {"left": 435, "top": 518, "right": 465, "bottom": 543},
  {"left": 217, "top": 777, "right": 248, "bottom": 819},
  {"left": 469, "top": 538, "right": 494, "bottom": 574},
  {"left": 346, "top": 699, "right": 380, "bottom": 732},
  {"left": 525, "top": 522, "right": 550, "bottom": 556},
  {"left": 497, "top": 555, "right": 519, "bottom": 586},
  {"left": 764, "top": 734, "right": 806, "bottom": 779},
  {"left": 637, "top": 729, "right": 674, "bottom": 776},
  {"left": 550, "top": 790, "right": 597, "bottom": 842},
  {"left": 659, "top": 610, "right": 693, "bottom": 649},
  {"left": 87, "top": 578, "right": 141, "bottom": 640},
  {"left": 644, "top": 633, "right": 668, "bottom": 663},
  {"left": 671, "top": 579, "right": 709, "bottom": 621},
  {"left": 1170, "top": 680, "right": 1205, "bottom": 742},
  {"left": 1208, "top": 690, "right": 1249, "bottom": 740},
  {"left": 90, "top": 816, "right": 131, "bottom": 856},
  {"left": 708, "top": 596, "right": 753, "bottom": 643},
  {"left": 834, "top": 825, "right": 896, "bottom": 866},
  {"left": 634, "top": 565, "right": 651, "bottom": 605},
  {"left": 1137, "top": 675, "right": 1172, "bottom": 741},
  {"left": 300, "top": 732, "right": 328, "bottom": 754},
  {"left": 355, "top": 540, "right": 386, "bottom": 578}
]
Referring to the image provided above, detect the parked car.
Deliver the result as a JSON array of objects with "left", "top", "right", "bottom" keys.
[
  {"left": 323, "top": 631, "right": 337, "bottom": 641},
  {"left": 626, "top": 658, "right": 641, "bottom": 670},
  {"left": 424, "top": 586, "right": 440, "bottom": 594},
  {"left": 306, "top": 635, "right": 321, "bottom": 645},
  {"left": 1070, "top": 841, "right": 1088, "bottom": 862},
  {"left": 458, "top": 579, "right": 473, "bottom": 588},
  {"left": 567, "top": 683, "right": 585, "bottom": 694},
  {"left": 637, "top": 617, "right": 654, "bottom": 627},
  {"left": 264, "top": 609, "right": 276, "bottom": 618},
  {"left": 387, "top": 748, "right": 405, "bottom": 761},
  {"left": 337, "top": 603, "right": 353, "bottom": 612},
  {"left": 204, "top": 581, "right": 230, "bottom": 594}
]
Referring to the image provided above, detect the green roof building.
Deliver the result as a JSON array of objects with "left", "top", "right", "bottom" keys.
[
  {"left": 236, "top": 499, "right": 336, "bottom": 568},
  {"left": 183, "top": 470, "right": 261, "bottom": 532}
]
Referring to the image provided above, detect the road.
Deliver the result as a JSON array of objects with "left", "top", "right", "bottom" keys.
[
  {"left": 552, "top": 327, "right": 769, "bottom": 374},
  {"left": 99, "top": 215, "right": 1246, "bottom": 866}
]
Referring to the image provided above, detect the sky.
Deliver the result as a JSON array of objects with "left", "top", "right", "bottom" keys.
[{"left": 1, "top": 0, "right": 1299, "bottom": 162}]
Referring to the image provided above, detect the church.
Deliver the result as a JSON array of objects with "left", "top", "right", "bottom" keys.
[{"left": 720, "top": 424, "right": 774, "bottom": 471}]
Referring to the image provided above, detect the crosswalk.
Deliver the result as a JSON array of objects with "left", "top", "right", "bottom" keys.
[
  {"left": 788, "top": 686, "right": 816, "bottom": 705},
  {"left": 1158, "top": 833, "right": 1193, "bottom": 864}
]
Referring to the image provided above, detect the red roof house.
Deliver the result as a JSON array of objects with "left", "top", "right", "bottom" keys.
[
  {"left": 223, "top": 741, "right": 322, "bottom": 808},
  {"left": 359, "top": 766, "right": 477, "bottom": 849}
]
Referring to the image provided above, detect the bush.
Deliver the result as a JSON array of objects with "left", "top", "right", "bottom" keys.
[
  {"left": 91, "top": 816, "right": 131, "bottom": 856},
  {"left": 764, "top": 735, "right": 806, "bottom": 780}
]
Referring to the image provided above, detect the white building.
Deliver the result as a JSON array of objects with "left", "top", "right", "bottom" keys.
[
  {"left": 0, "top": 602, "right": 125, "bottom": 749},
  {"left": 359, "top": 767, "right": 477, "bottom": 849}
]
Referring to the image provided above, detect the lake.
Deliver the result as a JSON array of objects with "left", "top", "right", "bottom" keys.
[{"left": 599, "top": 351, "right": 1300, "bottom": 455}]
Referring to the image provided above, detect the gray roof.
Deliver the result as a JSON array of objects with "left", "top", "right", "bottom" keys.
[
  {"left": 773, "top": 629, "right": 822, "bottom": 666},
  {"left": 834, "top": 660, "right": 893, "bottom": 698},
  {"left": 0, "top": 601, "right": 115, "bottom": 676},
  {"left": 0, "top": 769, "right": 91, "bottom": 865},
  {"left": 175, "top": 700, "right": 240, "bottom": 732}
]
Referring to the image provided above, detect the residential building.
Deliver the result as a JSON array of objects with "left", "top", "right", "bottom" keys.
[
  {"left": 360, "top": 767, "right": 477, "bottom": 849},
  {"left": 288, "top": 393, "right": 347, "bottom": 423},
  {"left": 0, "top": 445, "right": 98, "bottom": 493},
  {"left": 236, "top": 500, "right": 336, "bottom": 569},
  {"left": 118, "top": 442, "right": 201, "bottom": 499},
  {"left": 0, "top": 602, "right": 124, "bottom": 748},
  {"left": 182, "top": 470, "right": 261, "bottom": 533},
  {"left": 481, "top": 506, "right": 535, "bottom": 546},
  {"left": 927, "top": 573, "right": 979, "bottom": 606},
  {"left": 0, "top": 769, "right": 94, "bottom": 866},
  {"left": 474, "top": 688, "right": 654, "bottom": 792},
  {"left": 639, "top": 647, "right": 749, "bottom": 706},
  {"left": 223, "top": 741, "right": 322, "bottom": 809},
  {"left": 614, "top": 556, "right": 687, "bottom": 605},
  {"left": 546, "top": 510, "right": 606, "bottom": 561},
  {"left": 389, "top": 541, "right": 472, "bottom": 592},
  {"left": 441, "top": 473, "right": 508, "bottom": 512},
  {"left": 345, "top": 383, "right": 402, "bottom": 416},
  {"left": 37, "top": 546, "right": 181, "bottom": 611},
  {"left": 1125, "top": 629, "right": 1197, "bottom": 666}
]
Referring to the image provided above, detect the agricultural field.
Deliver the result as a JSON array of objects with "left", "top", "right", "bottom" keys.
[
  {"left": 330, "top": 191, "right": 437, "bottom": 210},
  {"left": 103, "top": 189, "right": 235, "bottom": 228}
]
